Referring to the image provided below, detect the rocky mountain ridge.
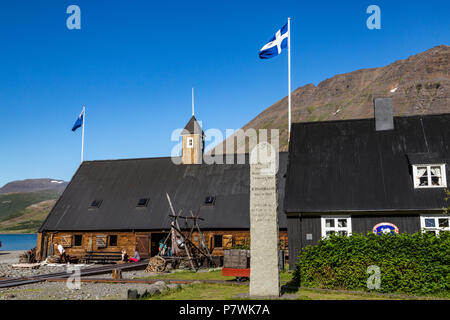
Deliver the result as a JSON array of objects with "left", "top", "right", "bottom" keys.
[{"left": 213, "top": 45, "right": 449, "bottom": 153}]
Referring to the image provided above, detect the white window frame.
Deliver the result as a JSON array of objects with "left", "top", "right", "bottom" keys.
[
  {"left": 420, "top": 215, "right": 450, "bottom": 235},
  {"left": 187, "top": 137, "right": 194, "bottom": 149},
  {"left": 412, "top": 164, "right": 447, "bottom": 188},
  {"left": 321, "top": 216, "right": 352, "bottom": 238}
]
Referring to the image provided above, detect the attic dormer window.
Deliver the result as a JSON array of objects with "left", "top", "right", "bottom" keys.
[
  {"left": 137, "top": 198, "right": 150, "bottom": 207},
  {"left": 89, "top": 199, "right": 103, "bottom": 209},
  {"left": 187, "top": 137, "right": 194, "bottom": 148},
  {"left": 205, "top": 196, "right": 216, "bottom": 205},
  {"left": 412, "top": 164, "right": 447, "bottom": 188}
]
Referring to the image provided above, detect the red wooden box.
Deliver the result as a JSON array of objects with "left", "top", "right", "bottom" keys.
[{"left": 222, "top": 267, "right": 250, "bottom": 277}]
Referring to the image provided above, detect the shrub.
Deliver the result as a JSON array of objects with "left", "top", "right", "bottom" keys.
[
  {"left": 293, "top": 232, "right": 450, "bottom": 295},
  {"left": 231, "top": 243, "right": 250, "bottom": 250}
]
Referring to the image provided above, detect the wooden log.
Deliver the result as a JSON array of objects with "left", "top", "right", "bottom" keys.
[{"left": 112, "top": 269, "right": 122, "bottom": 279}]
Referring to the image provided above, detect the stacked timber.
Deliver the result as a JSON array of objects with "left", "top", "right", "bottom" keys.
[
  {"left": 19, "top": 247, "right": 37, "bottom": 264},
  {"left": 45, "top": 255, "right": 61, "bottom": 264}
]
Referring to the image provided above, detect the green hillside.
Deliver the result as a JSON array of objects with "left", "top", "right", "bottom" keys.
[{"left": 0, "top": 191, "right": 60, "bottom": 233}]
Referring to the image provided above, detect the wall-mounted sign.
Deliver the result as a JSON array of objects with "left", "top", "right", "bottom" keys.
[{"left": 373, "top": 222, "right": 399, "bottom": 235}]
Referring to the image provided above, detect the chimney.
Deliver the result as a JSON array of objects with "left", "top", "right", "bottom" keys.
[{"left": 374, "top": 97, "right": 394, "bottom": 131}]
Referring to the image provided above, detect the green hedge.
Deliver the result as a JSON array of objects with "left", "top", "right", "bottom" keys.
[{"left": 293, "top": 231, "right": 450, "bottom": 295}]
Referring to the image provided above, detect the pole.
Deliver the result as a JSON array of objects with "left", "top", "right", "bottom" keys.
[
  {"left": 287, "top": 17, "right": 291, "bottom": 141},
  {"left": 192, "top": 87, "right": 195, "bottom": 116},
  {"left": 81, "top": 106, "right": 85, "bottom": 163}
]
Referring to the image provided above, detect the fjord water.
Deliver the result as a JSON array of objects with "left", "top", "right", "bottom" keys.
[{"left": 0, "top": 234, "right": 37, "bottom": 251}]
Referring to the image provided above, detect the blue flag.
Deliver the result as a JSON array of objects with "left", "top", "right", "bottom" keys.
[
  {"left": 72, "top": 109, "right": 84, "bottom": 132},
  {"left": 259, "top": 23, "right": 288, "bottom": 59}
]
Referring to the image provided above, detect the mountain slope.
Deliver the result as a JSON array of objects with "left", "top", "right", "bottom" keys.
[
  {"left": 0, "top": 191, "right": 61, "bottom": 222},
  {"left": 0, "top": 199, "right": 56, "bottom": 233},
  {"left": 0, "top": 178, "right": 67, "bottom": 194},
  {"left": 0, "top": 179, "right": 67, "bottom": 233},
  {"left": 213, "top": 45, "right": 449, "bottom": 153}
]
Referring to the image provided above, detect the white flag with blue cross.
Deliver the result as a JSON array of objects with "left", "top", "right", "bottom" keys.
[{"left": 259, "top": 23, "right": 289, "bottom": 59}]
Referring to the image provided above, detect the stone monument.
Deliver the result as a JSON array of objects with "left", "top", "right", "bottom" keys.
[{"left": 249, "top": 142, "right": 280, "bottom": 297}]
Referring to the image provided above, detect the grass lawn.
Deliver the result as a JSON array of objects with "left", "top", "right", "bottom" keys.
[
  {"left": 148, "top": 283, "right": 249, "bottom": 300},
  {"left": 140, "top": 269, "right": 445, "bottom": 300},
  {"left": 144, "top": 282, "right": 423, "bottom": 300},
  {"left": 138, "top": 268, "right": 293, "bottom": 283},
  {"left": 138, "top": 269, "right": 233, "bottom": 281}
]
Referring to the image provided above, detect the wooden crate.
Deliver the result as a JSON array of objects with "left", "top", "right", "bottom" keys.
[{"left": 223, "top": 249, "right": 250, "bottom": 269}]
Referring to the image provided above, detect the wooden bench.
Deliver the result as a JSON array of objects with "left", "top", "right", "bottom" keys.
[{"left": 81, "top": 251, "right": 122, "bottom": 264}]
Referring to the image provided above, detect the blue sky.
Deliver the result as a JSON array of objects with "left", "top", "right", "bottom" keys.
[{"left": 0, "top": 0, "right": 449, "bottom": 187}]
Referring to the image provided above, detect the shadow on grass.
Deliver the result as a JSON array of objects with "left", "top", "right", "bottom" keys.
[{"left": 281, "top": 279, "right": 299, "bottom": 294}]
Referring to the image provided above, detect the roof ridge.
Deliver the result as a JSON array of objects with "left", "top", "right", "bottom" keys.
[
  {"left": 83, "top": 156, "right": 176, "bottom": 163},
  {"left": 292, "top": 112, "right": 450, "bottom": 127},
  {"left": 81, "top": 152, "right": 288, "bottom": 164}
]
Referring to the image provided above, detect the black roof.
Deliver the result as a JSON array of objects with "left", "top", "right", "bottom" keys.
[
  {"left": 406, "top": 152, "right": 446, "bottom": 165},
  {"left": 183, "top": 116, "right": 204, "bottom": 135},
  {"left": 39, "top": 153, "right": 288, "bottom": 232},
  {"left": 284, "top": 114, "right": 450, "bottom": 213}
]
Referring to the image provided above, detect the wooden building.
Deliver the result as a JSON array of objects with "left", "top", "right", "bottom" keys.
[
  {"left": 284, "top": 99, "right": 450, "bottom": 269},
  {"left": 37, "top": 116, "right": 289, "bottom": 262}
]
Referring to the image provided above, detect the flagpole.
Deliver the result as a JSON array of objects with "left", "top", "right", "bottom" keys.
[
  {"left": 287, "top": 17, "right": 291, "bottom": 141},
  {"left": 192, "top": 88, "right": 195, "bottom": 116},
  {"left": 81, "top": 106, "right": 85, "bottom": 163}
]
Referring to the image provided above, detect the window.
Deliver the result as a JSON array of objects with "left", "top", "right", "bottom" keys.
[
  {"left": 412, "top": 164, "right": 447, "bottom": 188},
  {"left": 187, "top": 137, "right": 194, "bottom": 148},
  {"left": 420, "top": 216, "right": 450, "bottom": 235},
  {"left": 204, "top": 196, "right": 216, "bottom": 205},
  {"left": 74, "top": 235, "right": 83, "bottom": 247},
  {"left": 321, "top": 216, "right": 352, "bottom": 238},
  {"left": 89, "top": 199, "right": 103, "bottom": 208},
  {"left": 96, "top": 235, "right": 107, "bottom": 248},
  {"left": 213, "top": 235, "right": 223, "bottom": 248},
  {"left": 109, "top": 235, "right": 118, "bottom": 247},
  {"left": 137, "top": 198, "right": 150, "bottom": 207},
  {"left": 61, "top": 235, "right": 72, "bottom": 247}
]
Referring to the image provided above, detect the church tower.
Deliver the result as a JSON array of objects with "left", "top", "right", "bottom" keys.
[{"left": 181, "top": 115, "right": 204, "bottom": 164}]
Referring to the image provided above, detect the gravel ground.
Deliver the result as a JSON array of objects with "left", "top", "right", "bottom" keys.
[
  {"left": 0, "top": 250, "right": 159, "bottom": 299},
  {"left": 0, "top": 251, "right": 23, "bottom": 265},
  {"left": 0, "top": 251, "right": 208, "bottom": 300},
  {"left": 0, "top": 281, "right": 161, "bottom": 300},
  {"left": 0, "top": 250, "right": 152, "bottom": 279},
  {"left": 0, "top": 264, "right": 149, "bottom": 279},
  {"left": 82, "top": 269, "right": 152, "bottom": 279},
  {"left": 0, "top": 251, "right": 72, "bottom": 278}
]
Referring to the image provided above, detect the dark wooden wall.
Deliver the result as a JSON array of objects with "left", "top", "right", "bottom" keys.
[
  {"left": 287, "top": 214, "right": 422, "bottom": 270},
  {"left": 287, "top": 216, "right": 301, "bottom": 271},
  {"left": 195, "top": 230, "right": 288, "bottom": 256},
  {"left": 352, "top": 215, "right": 420, "bottom": 234},
  {"left": 37, "top": 229, "right": 289, "bottom": 261},
  {"left": 37, "top": 231, "right": 138, "bottom": 261}
]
